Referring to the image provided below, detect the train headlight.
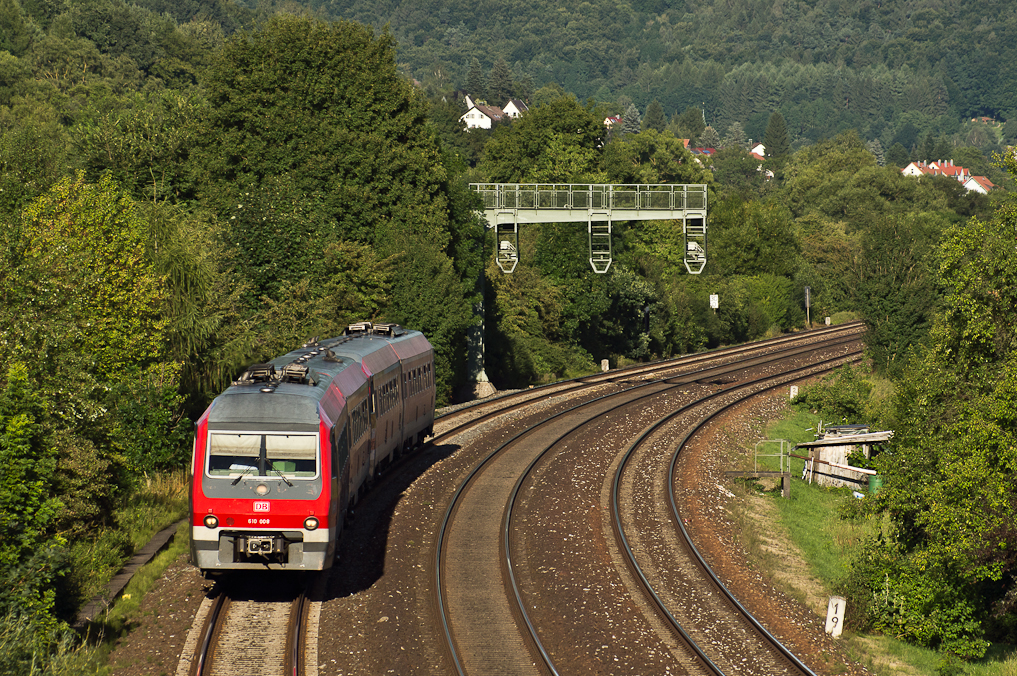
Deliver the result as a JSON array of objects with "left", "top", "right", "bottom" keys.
[
  {"left": 304, "top": 516, "right": 319, "bottom": 531},
  {"left": 255, "top": 483, "right": 270, "bottom": 496},
  {"left": 203, "top": 515, "right": 219, "bottom": 529}
]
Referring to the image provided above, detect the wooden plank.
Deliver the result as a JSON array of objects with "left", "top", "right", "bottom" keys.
[
  {"left": 73, "top": 519, "right": 186, "bottom": 628},
  {"left": 723, "top": 471, "right": 790, "bottom": 478}
]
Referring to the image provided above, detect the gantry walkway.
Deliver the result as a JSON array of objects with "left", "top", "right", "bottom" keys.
[{"left": 470, "top": 183, "right": 708, "bottom": 274}]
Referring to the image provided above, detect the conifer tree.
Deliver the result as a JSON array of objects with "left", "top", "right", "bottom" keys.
[
  {"left": 642, "top": 99, "right": 666, "bottom": 133},
  {"left": 724, "top": 121, "right": 747, "bottom": 149},
  {"left": 885, "top": 142, "right": 910, "bottom": 167},
  {"left": 467, "top": 57, "right": 486, "bottom": 101},
  {"left": 866, "top": 139, "right": 885, "bottom": 166},
  {"left": 762, "top": 111, "right": 789, "bottom": 160},
  {"left": 921, "top": 132, "right": 936, "bottom": 161},
  {"left": 933, "top": 136, "right": 952, "bottom": 163},
  {"left": 513, "top": 67, "right": 533, "bottom": 102},
  {"left": 699, "top": 125, "right": 721, "bottom": 148},
  {"left": 488, "top": 57, "right": 513, "bottom": 105},
  {"left": 672, "top": 105, "right": 706, "bottom": 145},
  {"left": 621, "top": 102, "right": 641, "bottom": 136}
]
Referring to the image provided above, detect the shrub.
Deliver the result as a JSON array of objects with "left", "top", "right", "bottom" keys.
[
  {"left": 792, "top": 363, "right": 872, "bottom": 424},
  {"left": 0, "top": 614, "right": 99, "bottom": 676}
]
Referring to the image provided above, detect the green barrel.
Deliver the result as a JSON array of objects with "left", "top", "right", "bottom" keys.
[{"left": 869, "top": 475, "right": 883, "bottom": 495}]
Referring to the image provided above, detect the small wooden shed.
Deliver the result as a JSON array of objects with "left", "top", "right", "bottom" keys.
[{"left": 794, "top": 425, "right": 893, "bottom": 489}]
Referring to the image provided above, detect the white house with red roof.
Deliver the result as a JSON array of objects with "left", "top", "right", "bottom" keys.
[
  {"left": 900, "top": 159, "right": 996, "bottom": 193},
  {"left": 963, "top": 175, "right": 995, "bottom": 194},
  {"left": 901, "top": 159, "right": 971, "bottom": 182}
]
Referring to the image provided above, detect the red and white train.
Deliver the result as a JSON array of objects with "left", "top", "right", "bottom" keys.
[{"left": 189, "top": 322, "right": 435, "bottom": 573}]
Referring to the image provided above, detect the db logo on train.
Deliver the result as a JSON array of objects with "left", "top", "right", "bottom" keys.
[{"left": 253, "top": 501, "right": 271, "bottom": 512}]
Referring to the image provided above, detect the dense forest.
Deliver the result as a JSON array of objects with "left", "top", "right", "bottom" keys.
[
  {"left": 0, "top": 0, "right": 1016, "bottom": 671},
  {"left": 321, "top": 0, "right": 1017, "bottom": 154}
]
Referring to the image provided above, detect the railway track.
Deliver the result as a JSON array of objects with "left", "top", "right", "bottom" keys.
[
  {"left": 185, "top": 574, "right": 312, "bottom": 676},
  {"left": 433, "top": 323, "right": 862, "bottom": 443},
  {"left": 434, "top": 327, "right": 862, "bottom": 674},
  {"left": 609, "top": 354, "right": 864, "bottom": 675},
  {"left": 182, "top": 324, "right": 867, "bottom": 675}
]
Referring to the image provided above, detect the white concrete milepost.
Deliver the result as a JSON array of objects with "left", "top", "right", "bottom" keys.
[{"left": 825, "top": 595, "right": 846, "bottom": 638}]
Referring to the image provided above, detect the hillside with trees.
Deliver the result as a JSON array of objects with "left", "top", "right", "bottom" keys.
[{"left": 318, "top": 0, "right": 1017, "bottom": 158}]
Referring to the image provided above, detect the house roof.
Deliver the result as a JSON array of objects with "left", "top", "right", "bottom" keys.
[
  {"left": 902, "top": 160, "right": 971, "bottom": 181},
  {"left": 473, "top": 104, "right": 504, "bottom": 121},
  {"left": 966, "top": 175, "right": 995, "bottom": 192}
]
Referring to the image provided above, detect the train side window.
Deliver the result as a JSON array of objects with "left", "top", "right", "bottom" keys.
[{"left": 332, "top": 423, "right": 349, "bottom": 479}]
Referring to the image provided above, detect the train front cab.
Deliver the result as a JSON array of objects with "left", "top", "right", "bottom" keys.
[{"left": 190, "top": 400, "right": 337, "bottom": 573}]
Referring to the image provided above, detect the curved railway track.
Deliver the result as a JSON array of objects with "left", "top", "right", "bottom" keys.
[
  {"left": 188, "top": 575, "right": 311, "bottom": 676},
  {"left": 609, "top": 355, "right": 864, "bottom": 675},
  {"left": 434, "top": 327, "right": 862, "bottom": 674},
  {"left": 179, "top": 324, "right": 867, "bottom": 676},
  {"left": 433, "top": 323, "right": 864, "bottom": 438}
]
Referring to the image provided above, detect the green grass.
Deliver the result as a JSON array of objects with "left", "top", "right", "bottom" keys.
[
  {"left": 74, "top": 473, "right": 192, "bottom": 673},
  {"left": 99, "top": 520, "right": 190, "bottom": 629},
  {"left": 79, "top": 521, "right": 192, "bottom": 674},
  {"left": 67, "top": 471, "right": 188, "bottom": 607},
  {"left": 751, "top": 409, "right": 1017, "bottom": 676}
]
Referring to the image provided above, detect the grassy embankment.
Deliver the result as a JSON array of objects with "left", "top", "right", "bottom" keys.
[
  {"left": 75, "top": 471, "right": 190, "bottom": 669},
  {"left": 734, "top": 406, "right": 1017, "bottom": 676}
]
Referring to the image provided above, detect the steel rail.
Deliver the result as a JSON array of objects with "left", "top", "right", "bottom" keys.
[
  {"left": 195, "top": 590, "right": 228, "bottom": 676},
  {"left": 288, "top": 589, "right": 308, "bottom": 676},
  {"left": 432, "top": 325, "right": 864, "bottom": 449},
  {"left": 436, "top": 330, "right": 862, "bottom": 674},
  {"left": 612, "top": 350, "right": 862, "bottom": 674},
  {"left": 434, "top": 322, "right": 863, "bottom": 427},
  {"left": 665, "top": 364, "right": 867, "bottom": 675}
]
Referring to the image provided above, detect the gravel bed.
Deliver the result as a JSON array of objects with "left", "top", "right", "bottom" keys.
[{"left": 107, "top": 335, "right": 868, "bottom": 676}]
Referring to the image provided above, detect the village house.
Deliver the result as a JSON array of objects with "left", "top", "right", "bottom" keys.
[
  {"left": 963, "top": 175, "right": 995, "bottom": 194},
  {"left": 901, "top": 159, "right": 971, "bottom": 181},
  {"left": 900, "top": 159, "right": 994, "bottom": 193},
  {"left": 460, "top": 103, "right": 505, "bottom": 130},
  {"left": 503, "top": 99, "right": 528, "bottom": 119},
  {"left": 460, "top": 97, "right": 530, "bottom": 130}
]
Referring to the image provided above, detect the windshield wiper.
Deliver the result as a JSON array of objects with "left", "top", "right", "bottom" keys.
[
  {"left": 268, "top": 466, "right": 294, "bottom": 487},
  {"left": 231, "top": 465, "right": 256, "bottom": 485}
]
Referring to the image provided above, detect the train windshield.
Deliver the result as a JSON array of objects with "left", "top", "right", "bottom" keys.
[{"left": 206, "top": 432, "right": 318, "bottom": 479}]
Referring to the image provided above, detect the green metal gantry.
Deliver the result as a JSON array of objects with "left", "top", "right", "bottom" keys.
[{"left": 470, "top": 183, "right": 708, "bottom": 274}]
